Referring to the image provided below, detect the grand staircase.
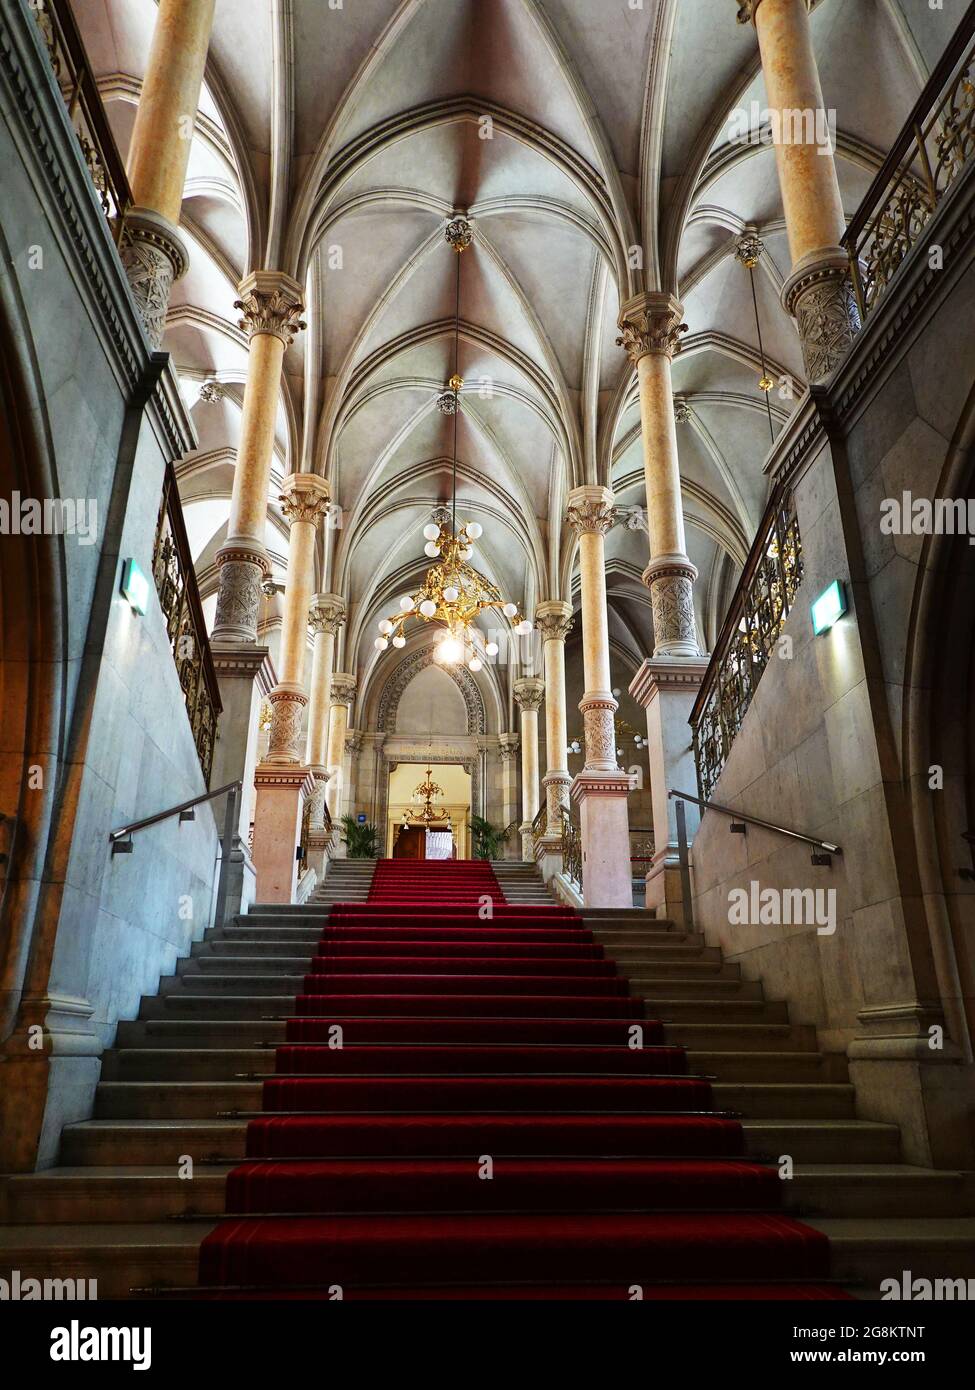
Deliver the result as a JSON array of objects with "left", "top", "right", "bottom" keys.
[{"left": 0, "top": 858, "right": 972, "bottom": 1297}]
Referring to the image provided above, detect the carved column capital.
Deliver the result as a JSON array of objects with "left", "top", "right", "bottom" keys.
[
  {"left": 513, "top": 677, "right": 545, "bottom": 714},
  {"left": 235, "top": 271, "right": 307, "bottom": 347},
  {"left": 309, "top": 592, "right": 346, "bottom": 636},
  {"left": 498, "top": 732, "right": 521, "bottom": 763},
  {"left": 566, "top": 485, "right": 617, "bottom": 538},
  {"left": 616, "top": 292, "right": 687, "bottom": 364},
  {"left": 737, "top": 0, "right": 809, "bottom": 23},
  {"left": 534, "top": 599, "right": 574, "bottom": 644},
  {"left": 279, "top": 472, "right": 331, "bottom": 528},
  {"left": 329, "top": 673, "right": 357, "bottom": 708}
]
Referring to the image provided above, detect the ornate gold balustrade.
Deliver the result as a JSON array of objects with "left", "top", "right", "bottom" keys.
[
  {"left": 560, "top": 808, "right": 582, "bottom": 888},
  {"left": 691, "top": 484, "right": 803, "bottom": 802},
  {"left": 844, "top": 3, "right": 975, "bottom": 320},
  {"left": 152, "top": 464, "right": 222, "bottom": 784},
  {"left": 28, "top": 0, "right": 132, "bottom": 238}
]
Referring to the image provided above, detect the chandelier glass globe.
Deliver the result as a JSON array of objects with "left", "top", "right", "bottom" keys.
[
  {"left": 424, "top": 541, "right": 441, "bottom": 558},
  {"left": 423, "top": 522, "right": 441, "bottom": 541},
  {"left": 400, "top": 595, "right": 414, "bottom": 611},
  {"left": 485, "top": 641, "right": 499, "bottom": 657}
]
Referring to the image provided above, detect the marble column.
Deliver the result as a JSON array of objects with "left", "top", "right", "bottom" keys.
[
  {"left": 211, "top": 274, "right": 306, "bottom": 646},
  {"left": 251, "top": 473, "right": 329, "bottom": 903},
  {"left": 119, "top": 0, "right": 215, "bottom": 346},
  {"left": 513, "top": 678, "right": 545, "bottom": 861},
  {"left": 325, "top": 674, "right": 357, "bottom": 854},
  {"left": 566, "top": 486, "right": 636, "bottom": 908},
  {"left": 737, "top": 0, "right": 860, "bottom": 380},
  {"left": 303, "top": 594, "right": 345, "bottom": 875},
  {"left": 534, "top": 601, "right": 574, "bottom": 881},
  {"left": 616, "top": 293, "right": 699, "bottom": 659},
  {"left": 499, "top": 733, "right": 520, "bottom": 858}
]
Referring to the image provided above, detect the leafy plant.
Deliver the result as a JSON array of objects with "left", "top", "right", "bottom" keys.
[
  {"left": 469, "top": 814, "right": 510, "bottom": 861},
  {"left": 340, "top": 815, "right": 380, "bottom": 859}
]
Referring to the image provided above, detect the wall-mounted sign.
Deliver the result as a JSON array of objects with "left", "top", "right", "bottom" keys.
[
  {"left": 120, "top": 557, "right": 149, "bottom": 615},
  {"left": 811, "top": 579, "right": 847, "bottom": 635}
]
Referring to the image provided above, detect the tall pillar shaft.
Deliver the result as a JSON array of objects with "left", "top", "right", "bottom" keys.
[
  {"left": 535, "top": 601, "right": 573, "bottom": 836},
  {"left": 251, "top": 474, "right": 329, "bottom": 904},
  {"left": 326, "top": 675, "right": 357, "bottom": 822},
  {"left": 566, "top": 488, "right": 635, "bottom": 908},
  {"left": 119, "top": 0, "right": 215, "bottom": 346},
  {"left": 263, "top": 474, "right": 330, "bottom": 766},
  {"left": 514, "top": 678, "right": 545, "bottom": 860},
  {"left": 304, "top": 594, "right": 345, "bottom": 835},
  {"left": 212, "top": 275, "right": 306, "bottom": 645},
  {"left": 617, "top": 294, "right": 699, "bottom": 658},
  {"left": 738, "top": 0, "right": 860, "bottom": 380}
]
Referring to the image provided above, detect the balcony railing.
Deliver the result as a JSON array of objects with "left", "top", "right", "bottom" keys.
[
  {"left": 152, "top": 464, "right": 222, "bottom": 784},
  {"left": 691, "top": 484, "right": 804, "bottom": 801},
  {"left": 28, "top": 0, "right": 132, "bottom": 240},
  {"left": 843, "top": 1, "right": 975, "bottom": 321},
  {"left": 629, "top": 828, "right": 655, "bottom": 871}
]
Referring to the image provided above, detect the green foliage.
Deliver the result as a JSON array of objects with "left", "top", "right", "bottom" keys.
[
  {"left": 340, "top": 815, "right": 380, "bottom": 859},
  {"left": 469, "top": 814, "right": 510, "bottom": 861}
]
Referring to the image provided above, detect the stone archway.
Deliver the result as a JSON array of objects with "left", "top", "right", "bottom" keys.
[{"left": 376, "top": 646, "right": 487, "bottom": 737}]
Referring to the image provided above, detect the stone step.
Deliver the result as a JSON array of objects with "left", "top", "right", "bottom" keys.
[
  {"left": 90, "top": 1077, "right": 858, "bottom": 1122},
  {"left": 663, "top": 1022, "right": 818, "bottom": 1051},
  {"left": 643, "top": 998, "right": 790, "bottom": 1023},
  {"left": 117, "top": 1019, "right": 287, "bottom": 1048},
  {"left": 100, "top": 1046, "right": 848, "bottom": 1086},
  {"left": 628, "top": 977, "right": 763, "bottom": 999},
  {"left": 57, "top": 1115, "right": 903, "bottom": 1168},
  {"left": 6, "top": 1163, "right": 969, "bottom": 1228},
  {"left": 4, "top": 1213, "right": 973, "bottom": 1299}
]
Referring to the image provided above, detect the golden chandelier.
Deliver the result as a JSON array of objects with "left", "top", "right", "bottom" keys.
[
  {"left": 374, "top": 218, "right": 532, "bottom": 671},
  {"left": 401, "top": 767, "right": 451, "bottom": 826}
]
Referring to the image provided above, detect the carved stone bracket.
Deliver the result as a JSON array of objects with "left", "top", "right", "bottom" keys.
[
  {"left": 784, "top": 253, "right": 862, "bottom": 383},
  {"left": 118, "top": 206, "right": 189, "bottom": 350}
]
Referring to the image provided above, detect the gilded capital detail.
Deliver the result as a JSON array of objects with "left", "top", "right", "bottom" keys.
[
  {"left": 566, "top": 486, "right": 616, "bottom": 538},
  {"left": 616, "top": 292, "right": 688, "bottom": 363},
  {"left": 513, "top": 677, "right": 545, "bottom": 714},
  {"left": 235, "top": 271, "right": 307, "bottom": 347},
  {"left": 279, "top": 472, "right": 331, "bottom": 528}
]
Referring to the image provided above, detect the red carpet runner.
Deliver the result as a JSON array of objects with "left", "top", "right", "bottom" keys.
[{"left": 200, "top": 859, "right": 844, "bottom": 1299}]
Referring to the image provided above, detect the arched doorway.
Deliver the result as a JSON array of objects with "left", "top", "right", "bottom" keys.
[{"left": 386, "top": 762, "right": 472, "bottom": 859}]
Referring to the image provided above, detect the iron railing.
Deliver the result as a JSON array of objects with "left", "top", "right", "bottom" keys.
[
  {"left": 691, "top": 482, "right": 804, "bottom": 801},
  {"left": 560, "top": 808, "right": 582, "bottom": 887},
  {"left": 629, "top": 827, "right": 655, "bottom": 869},
  {"left": 28, "top": 0, "right": 132, "bottom": 239},
  {"left": 152, "top": 464, "right": 222, "bottom": 784},
  {"left": 843, "top": 2, "right": 975, "bottom": 321},
  {"left": 530, "top": 803, "right": 547, "bottom": 853}
]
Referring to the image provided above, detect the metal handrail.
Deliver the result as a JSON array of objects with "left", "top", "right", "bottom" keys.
[
  {"left": 109, "top": 780, "right": 241, "bottom": 844},
  {"left": 110, "top": 780, "right": 243, "bottom": 930},
  {"left": 668, "top": 788, "right": 841, "bottom": 856}
]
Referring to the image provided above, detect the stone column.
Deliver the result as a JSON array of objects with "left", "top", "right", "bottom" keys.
[
  {"left": 303, "top": 594, "right": 345, "bottom": 876},
  {"left": 251, "top": 473, "right": 329, "bottom": 903},
  {"left": 566, "top": 487, "right": 636, "bottom": 909},
  {"left": 513, "top": 678, "right": 545, "bottom": 861},
  {"left": 325, "top": 674, "right": 357, "bottom": 854},
  {"left": 499, "top": 733, "right": 520, "bottom": 858},
  {"left": 737, "top": 0, "right": 860, "bottom": 380},
  {"left": 119, "top": 0, "right": 215, "bottom": 346},
  {"left": 616, "top": 293, "right": 699, "bottom": 659},
  {"left": 534, "top": 601, "right": 574, "bottom": 881},
  {"left": 211, "top": 273, "right": 306, "bottom": 645}
]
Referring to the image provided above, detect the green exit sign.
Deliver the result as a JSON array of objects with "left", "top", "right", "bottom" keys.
[{"left": 811, "top": 579, "right": 847, "bottom": 635}]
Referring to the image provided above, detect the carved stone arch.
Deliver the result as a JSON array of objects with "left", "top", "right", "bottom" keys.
[{"left": 376, "top": 647, "right": 486, "bottom": 736}]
